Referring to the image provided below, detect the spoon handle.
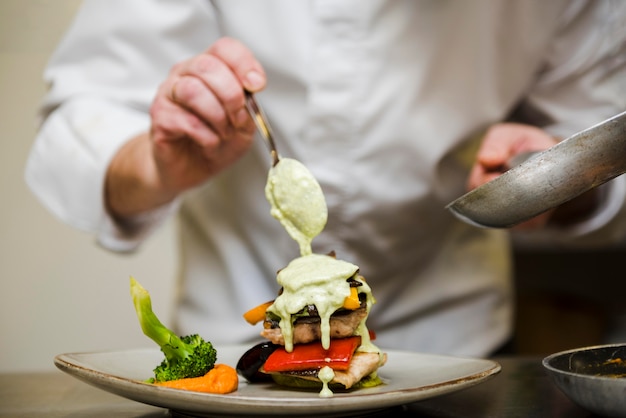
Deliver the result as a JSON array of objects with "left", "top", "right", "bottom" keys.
[{"left": 244, "top": 91, "right": 280, "bottom": 166}]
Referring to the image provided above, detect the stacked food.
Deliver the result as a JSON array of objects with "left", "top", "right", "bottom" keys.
[{"left": 237, "top": 158, "right": 386, "bottom": 397}]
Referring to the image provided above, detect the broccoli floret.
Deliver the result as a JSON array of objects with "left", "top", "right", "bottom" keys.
[{"left": 130, "top": 277, "right": 217, "bottom": 382}]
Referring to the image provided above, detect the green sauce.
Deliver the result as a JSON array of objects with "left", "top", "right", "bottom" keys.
[
  {"left": 318, "top": 366, "right": 335, "bottom": 398},
  {"left": 265, "top": 158, "right": 327, "bottom": 256},
  {"left": 267, "top": 254, "right": 373, "bottom": 351}
]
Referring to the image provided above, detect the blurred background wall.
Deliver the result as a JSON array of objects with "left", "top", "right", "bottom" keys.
[
  {"left": 2, "top": 1, "right": 625, "bottom": 373},
  {"left": 0, "top": 0, "right": 177, "bottom": 372}
]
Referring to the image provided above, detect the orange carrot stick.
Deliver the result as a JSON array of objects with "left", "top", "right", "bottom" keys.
[{"left": 154, "top": 364, "right": 239, "bottom": 394}]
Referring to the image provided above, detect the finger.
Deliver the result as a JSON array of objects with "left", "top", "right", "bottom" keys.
[
  {"left": 466, "top": 164, "right": 481, "bottom": 191},
  {"left": 478, "top": 123, "right": 557, "bottom": 167},
  {"left": 475, "top": 125, "right": 516, "bottom": 169},
  {"left": 175, "top": 54, "right": 254, "bottom": 130},
  {"left": 151, "top": 95, "right": 221, "bottom": 150},
  {"left": 152, "top": 90, "right": 255, "bottom": 155},
  {"left": 168, "top": 74, "right": 233, "bottom": 139},
  {"left": 169, "top": 79, "right": 179, "bottom": 103},
  {"left": 512, "top": 210, "right": 553, "bottom": 230},
  {"left": 207, "top": 37, "right": 266, "bottom": 92},
  {"left": 466, "top": 163, "right": 502, "bottom": 190}
]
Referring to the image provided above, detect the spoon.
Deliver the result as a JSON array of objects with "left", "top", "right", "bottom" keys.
[
  {"left": 446, "top": 110, "right": 626, "bottom": 228},
  {"left": 245, "top": 91, "right": 280, "bottom": 166},
  {"left": 244, "top": 91, "right": 328, "bottom": 255}
]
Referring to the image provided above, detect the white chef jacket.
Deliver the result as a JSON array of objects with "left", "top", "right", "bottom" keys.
[{"left": 25, "top": 0, "right": 626, "bottom": 357}]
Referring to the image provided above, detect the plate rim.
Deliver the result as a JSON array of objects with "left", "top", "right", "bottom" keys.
[{"left": 54, "top": 345, "right": 501, "bottom": 416}]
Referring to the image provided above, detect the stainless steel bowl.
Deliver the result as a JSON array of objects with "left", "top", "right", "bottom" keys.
[{"left": 543, "top": 343, "right": 626, "bottom": 417}]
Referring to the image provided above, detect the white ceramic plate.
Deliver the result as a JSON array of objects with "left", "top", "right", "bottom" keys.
[{"left": 54, "top": 345, "right": 500, "bottom": 417}]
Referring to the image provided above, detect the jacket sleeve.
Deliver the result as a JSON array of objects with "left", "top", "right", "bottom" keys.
[{"left": 24, "top": 0, "right": 220, "bottom": 252}]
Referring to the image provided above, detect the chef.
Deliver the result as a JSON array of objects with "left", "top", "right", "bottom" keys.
[{"left": 26, "top": 0, "right": 626, "bottom": 356}]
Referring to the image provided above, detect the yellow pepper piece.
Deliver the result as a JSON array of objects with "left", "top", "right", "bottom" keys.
[{"left": 343, "top": 287, "right": 361, "bottom": 310}]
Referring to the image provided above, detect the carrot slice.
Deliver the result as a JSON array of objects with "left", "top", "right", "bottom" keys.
[
  {"left": 154, "top": 364, "right": 239, "bottom": 394},
  {"left": 243, "top": 300, "right": 274, "bottom": 325}
]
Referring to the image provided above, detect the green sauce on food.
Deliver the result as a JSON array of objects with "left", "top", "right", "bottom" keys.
[
  {"left": 264, "top": 156, "right": 381, "bottom": 396},
  {"left": 267, "top": 254, "right": 373, "bottom": 351}
]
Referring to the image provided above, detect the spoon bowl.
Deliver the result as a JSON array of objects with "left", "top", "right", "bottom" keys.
[{"left": 447, "top": 111, "right": 626, "bottom": 228}]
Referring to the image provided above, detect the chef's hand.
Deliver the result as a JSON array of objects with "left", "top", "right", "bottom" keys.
[
  {"left": 105, "top": 37, "right": 264, "bottom": 220},
  {"left": 467, "top": 122, "right": 601, "bottom": 230},
  {"left": 467, "top": 123, "right": 558, "bottom": 229}
]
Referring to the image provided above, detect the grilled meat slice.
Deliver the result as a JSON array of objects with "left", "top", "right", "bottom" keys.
[{"left": 261, "top": 306, "right": 368, "bottom": 345}]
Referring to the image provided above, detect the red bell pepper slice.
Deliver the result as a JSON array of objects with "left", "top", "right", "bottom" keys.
[{"left": 262, "top": 336, "right": 361, "bottom": 373}]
